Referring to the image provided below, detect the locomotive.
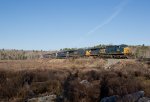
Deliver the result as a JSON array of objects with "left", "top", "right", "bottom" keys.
[
  {"left": 85, "top": 45, "right": 131, "bottom": 58},
  {"left": 45, "top": 45, "right": 131, "bottom": 59}
]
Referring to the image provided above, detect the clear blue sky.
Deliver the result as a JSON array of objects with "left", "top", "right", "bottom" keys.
[{"left": 0, "top": 0, "right": 150, "bottom": 50}]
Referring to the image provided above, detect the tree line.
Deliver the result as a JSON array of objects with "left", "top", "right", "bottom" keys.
[{"left": 0, "top": 49, "right": 47, "bottom": 60}]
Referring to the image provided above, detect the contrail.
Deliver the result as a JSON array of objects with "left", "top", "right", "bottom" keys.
[
  {"left": 72, "top": 0, "right": 130, "bottom": 48},
  {"left": 87, "top": 0, "right": 129, "bottom": 35}
]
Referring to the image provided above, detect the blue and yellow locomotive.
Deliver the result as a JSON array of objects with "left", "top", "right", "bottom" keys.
[
  {"left": 85, "top": 45, "right": 131, "bottom": 58},
  {"left": 46, "top": 45, "right": 131, "bottom": 59}
]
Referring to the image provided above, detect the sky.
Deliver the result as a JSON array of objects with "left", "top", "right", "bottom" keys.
[{"left": 0, "top": 0, "right": 150, "bottom": 50}]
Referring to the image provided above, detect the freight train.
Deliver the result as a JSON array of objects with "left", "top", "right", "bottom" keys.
[{"left": 44, "top": 45, "right": 132, "bottom": 59}]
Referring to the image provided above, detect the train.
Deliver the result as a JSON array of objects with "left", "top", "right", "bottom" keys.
[{"left": 44, "top": 45, "right": 132, "bottom": 59}]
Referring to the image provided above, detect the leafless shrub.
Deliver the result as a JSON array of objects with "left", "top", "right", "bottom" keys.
[{"left": 0, "top": 59, "right": 150, "bottom": 102}]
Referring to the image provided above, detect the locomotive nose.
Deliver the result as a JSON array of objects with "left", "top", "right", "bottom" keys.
[{"left": 124, "top": 47, "right": 131, "bottom": 54}]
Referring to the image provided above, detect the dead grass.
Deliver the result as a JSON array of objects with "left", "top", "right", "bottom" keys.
[
  {"left": 0, "top": 58, "right": 149, "bottom": 102},
  {"left": 0, "top": 58, "right": 106, "bottom": 71}
]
